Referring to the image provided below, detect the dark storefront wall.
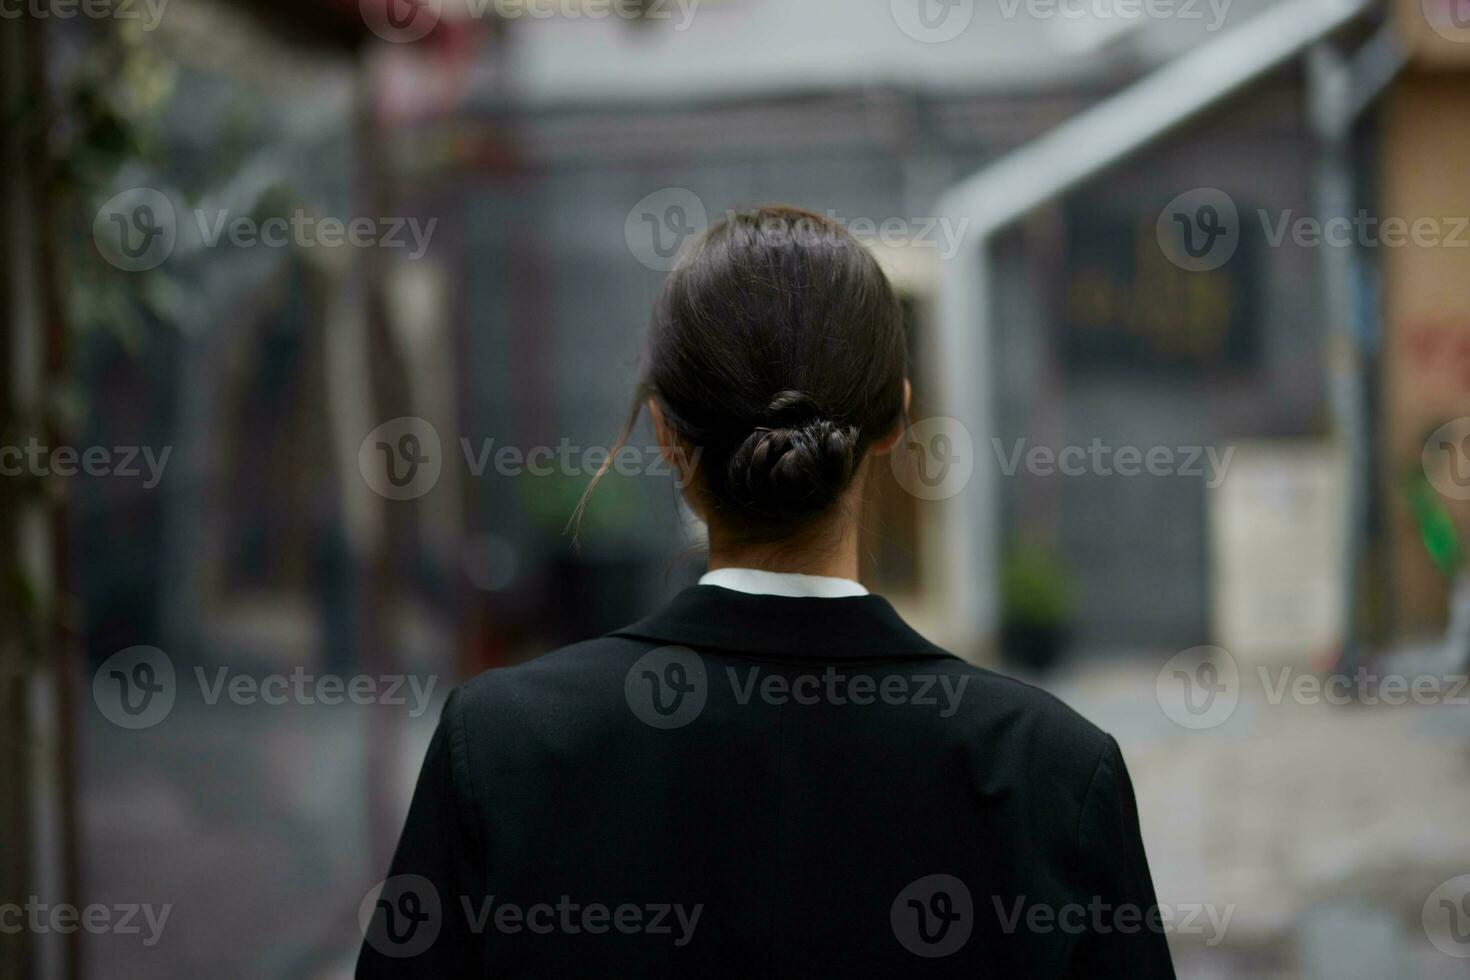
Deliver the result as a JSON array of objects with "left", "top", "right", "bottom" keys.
[{"left": 994, "top": 85, "right": 1326, "bottom": 649}]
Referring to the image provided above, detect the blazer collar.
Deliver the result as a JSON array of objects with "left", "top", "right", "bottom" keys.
[{"left": 608, "top": 585, "right": 957, "bottom": 662}]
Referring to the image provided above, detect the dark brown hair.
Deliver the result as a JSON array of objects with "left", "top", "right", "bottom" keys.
[{"left": 578, "top": 205, "right": 908, "bottom": 541}]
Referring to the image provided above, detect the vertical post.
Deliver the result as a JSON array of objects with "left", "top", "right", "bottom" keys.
[
  {"left": 355, "top": 48, "right": 410, "bottom": 877},
  {"left": 1308, "top": 41, "right": 1374, "bottom": 674},
  {"left": 932, "top": 226, "right": 997, "bottom": 659},
  {"left": 34, "top": 35, "right": 83, "bottom": 980},
  {"left": 0, "top": 15, "right": 35, "bottom": 980},
  {"left": 2, "top": 12, "right": 80, "bottom": 980}
]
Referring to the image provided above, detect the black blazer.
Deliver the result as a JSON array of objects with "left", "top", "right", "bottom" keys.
[{"left": 357, "top": 586, "right": 1176, "bottom": 978}]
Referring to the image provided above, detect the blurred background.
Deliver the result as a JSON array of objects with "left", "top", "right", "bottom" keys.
[{"left": 5, "top": 0, "right": 1470, "bottom": 975}]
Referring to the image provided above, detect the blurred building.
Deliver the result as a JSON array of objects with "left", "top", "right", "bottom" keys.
[
  {"left": 56, "top": 0, "right": 1468, "bottom": 681},
  {"left": 386, "top": 0, "right": 1342, "bottom": 654},
  {"left": 9, "top": 0, "right": 1470, "bottom": 976},
  {"left": 1383, "top": 0, "right": 1470, "bottom": 637}
]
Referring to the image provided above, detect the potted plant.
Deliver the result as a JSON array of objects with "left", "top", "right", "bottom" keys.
[
  {"left": 1000, "top": 544, "right": 1073, "bottom": 673},
  {"left": 1407, "top": 448, "right": 1470, "bottom": 670}
]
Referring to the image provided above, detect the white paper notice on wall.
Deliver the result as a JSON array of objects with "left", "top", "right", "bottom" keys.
[{"left": 1209, "top": 441, "right": 1347, "bottom": 667}]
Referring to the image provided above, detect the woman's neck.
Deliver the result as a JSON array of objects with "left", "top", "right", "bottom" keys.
[{"left": 706, "top": 515, "right": 861, "bottom": 582}]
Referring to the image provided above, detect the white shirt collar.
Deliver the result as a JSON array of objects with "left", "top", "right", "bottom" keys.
[{"left": 698, "top": 567, "right": 869, "bottom": 598}]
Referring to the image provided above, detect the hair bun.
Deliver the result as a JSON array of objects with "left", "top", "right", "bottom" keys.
[
  {"left": 724, "top": 391, "right": 859, "bottom": 519},
  {"left": 763, "top": 390, "right": 822, "bottom": 427}
]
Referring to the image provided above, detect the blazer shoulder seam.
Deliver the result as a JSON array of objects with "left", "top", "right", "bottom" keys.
[{"left": 1074, "top": 733, "right": 1118, "bottom": 851}]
